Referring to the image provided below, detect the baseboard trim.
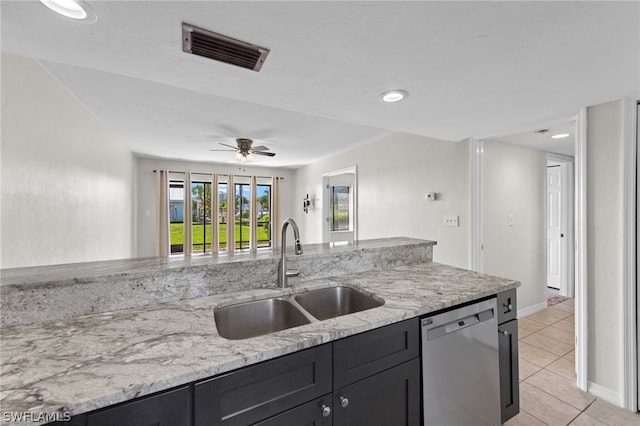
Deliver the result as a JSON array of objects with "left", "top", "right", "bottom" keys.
[
  {"left": 588, "top": 381, "right": 623, "bottom": 407},
  {"left": 517, "top": 301, "right": 548, "bottom": 318}
]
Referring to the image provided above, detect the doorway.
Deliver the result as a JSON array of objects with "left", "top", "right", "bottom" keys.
[
  {"left": 546, "top": 154, "right": 575, "bottom": 300},
  {"left": 473, "top": 114, "right": 586, "bottom": 390},
  {"left": 322, "top": 166, "right": 357, "bottom": 245}
]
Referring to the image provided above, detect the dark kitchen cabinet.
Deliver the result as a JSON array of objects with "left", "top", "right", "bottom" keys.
[
  {"left": 251, "top": 318, "right": 420, "bottom": 426},
  {"left": 497, "top": 289, "right": 520, "bottom": 423},
  {"left": 332, "top": 358, "right": 421, "bottom": 426},
  {"left": 56, "top": 386, "right": 190, "bottom": 426},
  {"left": 333, "top": 317, "right": 419, "bottom": 389},
  {"left": 253, "top": 395, "right": 333, "bottom": 426},
  {"left": 194, "top": 344, "right": 332, "bottom": 426}
]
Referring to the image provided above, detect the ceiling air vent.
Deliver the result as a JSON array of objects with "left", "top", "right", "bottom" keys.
[{"left": 182, "top": 23, "right": 270, "bottom": 72}]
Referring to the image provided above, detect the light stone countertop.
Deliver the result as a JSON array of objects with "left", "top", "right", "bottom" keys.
[
  {"left": 0, "top": 238, "right": 429, "bottom": 287},
  {"left": 0, "top": 262, "right": 518, "bottom": 425}
]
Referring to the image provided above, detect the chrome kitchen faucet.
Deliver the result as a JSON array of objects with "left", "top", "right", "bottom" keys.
[{"left": 278, "top": 218, "right": 303, "bottom": 288}]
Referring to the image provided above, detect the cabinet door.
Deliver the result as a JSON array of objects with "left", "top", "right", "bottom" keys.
[
  {"left": 499, "top": 319, "right": 520, "bottom": 423},
  {"left": 253, "top": 395, "right": 333, "bottom": 426},
  {"left": 85, "top": 386, "right": 190, "bottom": 426},
  {"left": 333, "top": 318, "right": 418, "bottom": 389},
  {"left": 333, "top": 359, "right": 420, "bottom": 426},
  {"left": 195, "top": 344, "right": 331, "bottom": 426}
]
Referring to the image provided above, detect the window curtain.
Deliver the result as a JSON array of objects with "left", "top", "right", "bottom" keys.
[
  {"left": 156, "top": 170, "right": 170, "bottom": 256},
  {"left": 211, "top": 173, "right": 219, "bottom": 253},
  {"left": 226, "top": 174, "right": 235, "bottom": 252},
  {"left": 272, "top": 177, "right": 282, "bottom": 248}
]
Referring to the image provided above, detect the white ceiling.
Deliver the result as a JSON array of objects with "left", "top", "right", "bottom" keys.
[
  {"left": 487, "top": 121, "right": 575, "bottom": 157},
  {"left": 2, "top": 1, "right": 638, "bottom": 168}
]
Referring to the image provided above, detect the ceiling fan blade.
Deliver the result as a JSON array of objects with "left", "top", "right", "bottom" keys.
[
  {"left": 209, "top": 149, "right": 236, "bottom": 152},
  {"left": 251, "top": 145, "right": 270, "bottom": 151},
  {"left": 219, "top": 142, "right": 239, "bottom": 150},
  {"left": 252, "top": 151, "right": 276, "bottom": 157}
]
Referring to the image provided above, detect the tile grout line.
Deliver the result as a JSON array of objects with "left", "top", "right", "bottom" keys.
[
  {"left": 520, "top": 407, "right": 552, "bottom": 426},
  {"left": 524, "top": 368, "right": 593, "bottom": 413},
  {"left": 517, "top": 301, "right": 581, "bottom": 425}
]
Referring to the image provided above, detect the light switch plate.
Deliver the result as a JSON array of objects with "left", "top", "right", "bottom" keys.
[{"left": 444, "top": 216, "right": 459, "bottom": 227}]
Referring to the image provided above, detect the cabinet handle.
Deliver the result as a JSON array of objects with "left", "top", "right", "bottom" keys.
[
  {"left": 321, "top": 404, "right": 331, "bottom": 417},
  {"left": 339, "top": 396, "right": 349, "bottom": 408},
  {"left": 503, "top": 302, "right": 512, "bottom": 311}
]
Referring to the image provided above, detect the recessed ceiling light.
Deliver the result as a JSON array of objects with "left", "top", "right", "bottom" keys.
[
  {"left": 379, "top": 90, "right": 408, "bottom": 103},
  {"left": 40, "top": 0, "right": 97, "bottom": 22},
  {"left": 551, "top": 133, "right": 571, "bottom": 139}
]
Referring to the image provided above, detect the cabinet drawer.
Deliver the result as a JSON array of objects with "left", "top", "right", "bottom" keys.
[
  {"left": 85, "top": 386, "right": 190, "bottom": 426},
  {"left": 195, "top": 344, "right": 332, "bottom": 426},
  {"left": 333, "top": 359, "right": 421, "bottom": 426},
  {"left": 497, "top": 289, "right": 517, "bottom": 324},
  {"left": 333, "top": 318, "right": 418, "bottom": 389},
  {"left": 253, "top": 395, "right": 333, "bottom": 426}
]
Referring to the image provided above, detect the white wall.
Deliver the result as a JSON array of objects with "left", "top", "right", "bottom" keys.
[
  {"left": 293, "top": 132, "right": 470, "bottom": 268},
  {"left": 586, "top": 99, "right": 625, "bottom": 398},
  {"left": 481, "top": 141, "right": 547, "bottom": 313},
  {"left": 135, "top": 157, "right": 295, "bottom": 258},
  {"left": 1, "top": 54, "right": 134, "bottom": 268}
]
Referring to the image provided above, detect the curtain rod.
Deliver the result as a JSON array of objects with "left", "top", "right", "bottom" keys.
[{"left": 152, "top": 170, "right": 284, "bottom": 180}]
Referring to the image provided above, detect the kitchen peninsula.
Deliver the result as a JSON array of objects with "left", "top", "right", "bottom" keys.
[{"left": 0, "top": 238, "right": 519, "bottom": 425}]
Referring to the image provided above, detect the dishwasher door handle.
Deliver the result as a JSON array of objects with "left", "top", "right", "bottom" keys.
[{"left": 425, "top": 308, "right": 495, "bottom": 341}]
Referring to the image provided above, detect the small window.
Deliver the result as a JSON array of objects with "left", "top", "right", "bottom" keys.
[
  {"left": 257, "top": 184, "right": 272, "bottom": 248},
  {"left": 169, "top": 180, "right": 185, "bottom": 254},
  {"left": 191, "top": 181, "right": 212, "bottom": 254},
  {"left": 329, "top": 185, "right": 351, "bottom": 231}
]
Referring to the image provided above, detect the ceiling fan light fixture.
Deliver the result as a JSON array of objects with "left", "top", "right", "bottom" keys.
[
  {"left": 379, "top": 90, "right": 408, "bottom": 103},
  {"left": 40, "top": 0, "right": 97, "bottom": 22},
  {"left": 551, "top": 133, "right": 571, "bottom": 139}
]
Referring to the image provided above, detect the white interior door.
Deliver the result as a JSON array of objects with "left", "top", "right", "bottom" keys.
[{"left": 547, "top": 163, "right": 568, "bottom": 294}]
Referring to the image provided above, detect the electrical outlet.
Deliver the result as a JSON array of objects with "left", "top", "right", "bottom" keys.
[
  {"left": 145, "top": 210, "right": 151, "bottom": 217},
  {"left": 508, "top": 214, "right": 514, "bottom": 227},
  {"left": 444, "top": 216, "right": 459, "bottom": 227}
]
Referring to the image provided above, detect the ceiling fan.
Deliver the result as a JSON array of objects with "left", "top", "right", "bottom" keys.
[{"left": 210, "top": 138, "right": 276, "bottom": 162}]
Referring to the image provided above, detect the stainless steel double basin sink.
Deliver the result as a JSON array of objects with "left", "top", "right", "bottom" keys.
[{"left": 214, "top": 286, "right": 385, "bottom": 340}]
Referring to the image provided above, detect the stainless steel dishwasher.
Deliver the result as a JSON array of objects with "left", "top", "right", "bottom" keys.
[{"left": 422, "top": 298, "right": 500, "bottom": 426}]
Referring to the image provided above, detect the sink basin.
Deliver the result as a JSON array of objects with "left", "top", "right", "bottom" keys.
[
  {"left": 294, "top": 286, "right": 385, "bottom": 321},
  {"left": 214, "top": 298, "right": 311, "bottom": 340}
]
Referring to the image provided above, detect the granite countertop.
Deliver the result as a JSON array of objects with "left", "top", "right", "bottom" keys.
[
  {"left": 0, "top": 238, "right": 430, "bottom": 288},
  {"left": 0, "top": 262, "right": 518, "bottom": 425}
]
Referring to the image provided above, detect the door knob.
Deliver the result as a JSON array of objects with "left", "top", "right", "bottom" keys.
[
  {"left": 321, "top": 404, "right": 331, "bottom": 417},
  {"left": 339, "top": 396, "right": 349, "bottom": 408},
  {"left": 561, "top": 233, "right": 564, "bottom": 238}
]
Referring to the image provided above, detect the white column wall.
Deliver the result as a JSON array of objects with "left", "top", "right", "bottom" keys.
[
  {"left": 1, "top": 54, "right": 134, "bottom": 268},
  {"left": 586, "top": 99, "right": 625, "bottom": 400}
]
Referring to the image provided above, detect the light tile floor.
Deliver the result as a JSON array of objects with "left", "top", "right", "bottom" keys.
[{"left": 505, "top": 298, "right": 640, "bottom": 426}]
